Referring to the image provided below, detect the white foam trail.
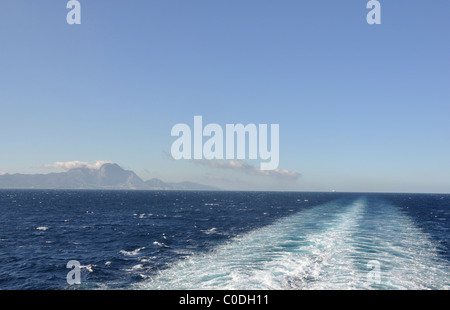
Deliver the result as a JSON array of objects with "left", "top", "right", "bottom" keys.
[
  {"left": 134, "top": 197, "right": 450, "bottom": 290},
  {"left": 350, "top": 201, "right": 450, "bottom": 290},
  {"left": 134, "top": 199, "right": 362, "bottom": 289}
]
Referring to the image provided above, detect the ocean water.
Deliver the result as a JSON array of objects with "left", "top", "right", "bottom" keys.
[{"left": 0, "top": 190, "right": 448, "bottom": 290}]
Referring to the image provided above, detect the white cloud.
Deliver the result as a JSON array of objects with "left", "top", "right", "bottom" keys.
[
  {"left": 43, "top": 160, "right": 114, "bottom": 171},
  {"left": 194, "top": 159, "right": 300, "bottom": 181}
]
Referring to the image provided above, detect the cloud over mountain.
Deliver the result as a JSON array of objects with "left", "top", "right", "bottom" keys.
[
  {"left": 194, "top": 160, "right": 300, "bottom": 180},
  {"left": 43, "top": 160, "right": 114, "bottom": 171}
]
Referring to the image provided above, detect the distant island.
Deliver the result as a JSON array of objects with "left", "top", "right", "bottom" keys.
[{"left": 0, "top": 163, "right": 219, "bottom": 191}]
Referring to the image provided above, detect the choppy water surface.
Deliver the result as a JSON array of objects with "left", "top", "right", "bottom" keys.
[{"left": 0, "top": 190, "right": 448, "bottom": 289}]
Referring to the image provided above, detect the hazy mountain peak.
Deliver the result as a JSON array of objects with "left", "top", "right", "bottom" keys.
[
  {"left": 0, "top": 163, "right": 220, "bottom": 191},
  {"left": 99, "top": 163, "right": 122, "bottom": 170}
]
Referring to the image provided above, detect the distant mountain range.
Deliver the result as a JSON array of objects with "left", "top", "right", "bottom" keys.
[{"left": 0, "top": 163, "right": 219, "bottom": 191}]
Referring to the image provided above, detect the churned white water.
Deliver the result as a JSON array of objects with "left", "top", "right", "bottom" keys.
[{"left": 136, "top": 197, "right": 450, "bottom": 290}]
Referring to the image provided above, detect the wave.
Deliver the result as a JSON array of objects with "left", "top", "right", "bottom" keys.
[{"left": 134, "top": 197, "right": 450, "bottom": 290}]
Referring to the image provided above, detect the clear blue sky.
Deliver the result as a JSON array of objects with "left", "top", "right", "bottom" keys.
[{"left": 1, "top": 0, "right": 449, "bottom": 192}]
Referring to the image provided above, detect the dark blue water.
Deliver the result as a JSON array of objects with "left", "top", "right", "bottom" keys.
[{"left": 0, "top": 190, "right": 448, "bottom": 290}]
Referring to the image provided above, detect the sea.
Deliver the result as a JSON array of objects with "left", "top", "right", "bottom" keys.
[{"left": 0, "top": 190, "right": 449, "bottom": 290}]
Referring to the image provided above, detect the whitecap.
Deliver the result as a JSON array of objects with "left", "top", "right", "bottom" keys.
[
  {"left": 120, "top": 247, "right": 146, "bottom": 256},
  {"left": 153, "top": 241, "right": 169, "bottom": 248},
  {"left": 80, "top": 264, "right": 95, "bottom": 272},
  {"left": 122, "top": 264, "right": 145, "bottom": 272},
  {"left": 201, "top": 228, "right": 217, "bottom": 235}
]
